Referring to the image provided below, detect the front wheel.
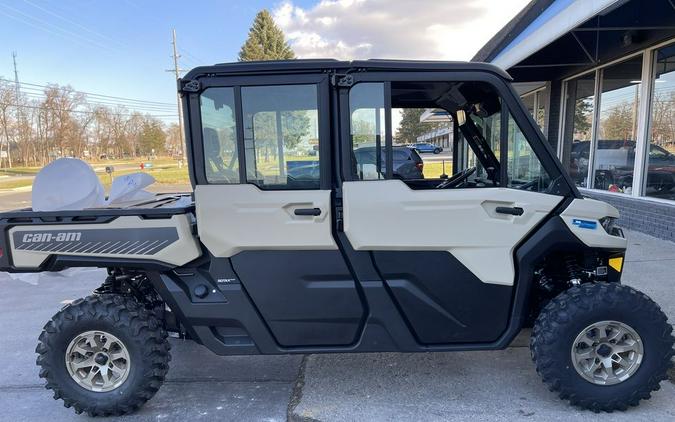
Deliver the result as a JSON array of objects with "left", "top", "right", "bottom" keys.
[
  {"left": 36, "top": 294, "right": 171, "bottom": 416},
  {"left": 433, "top": 148, "right": 441, "bottom": 154},
  {"left": 530, "top": 283, "right": 674, "bottom": 412}
]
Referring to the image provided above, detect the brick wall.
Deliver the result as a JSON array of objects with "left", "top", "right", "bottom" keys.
[{"left": 583, "top": 190, "right": 675, "bottom": 242}]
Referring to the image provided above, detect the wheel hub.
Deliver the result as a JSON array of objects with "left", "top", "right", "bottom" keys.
[
  {"left": 571, "top": 320, "right": 643, "bottom": 386},
  {"left": 94, "top": 353, "right": 109, "bottom": 365},
  {"left": 65, "top": 330, "right": 131, "bottom": 392},
  {"left": 596, "top": 343, "right": 612, "bottom": 358}
]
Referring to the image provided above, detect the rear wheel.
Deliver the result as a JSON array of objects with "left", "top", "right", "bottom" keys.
[
  {"left": 36, "top": 294, "right": 170, "bottom": 416},
  {"left": 433, "top": 148, "right": 441, "bottom": 154},
  {"left": 530, "top": 283, "right": 674, "bottom": 412}
]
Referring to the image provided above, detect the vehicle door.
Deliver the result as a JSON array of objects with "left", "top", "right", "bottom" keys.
[
  {"left": 338, "top": 72, "right": 571, "bottom": 344},
  {"left": 189, "top": 74, "right": 364, "bottom": 348}
]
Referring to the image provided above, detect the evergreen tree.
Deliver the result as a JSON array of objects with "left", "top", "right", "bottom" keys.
[{"left": 238, "top": 10, "right": 295, "bottom": 61}]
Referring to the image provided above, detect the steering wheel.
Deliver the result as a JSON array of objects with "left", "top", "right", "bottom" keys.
[{"left": 436, "top": 166, "right": 477, "bottom": 189}]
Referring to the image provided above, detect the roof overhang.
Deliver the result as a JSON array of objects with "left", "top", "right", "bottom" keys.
[
  {"left": 475, "top": 0, "right": 675, "bottom": 82},
  {"left": 492, "top": 0, "right": 621, "bottom": 69}
]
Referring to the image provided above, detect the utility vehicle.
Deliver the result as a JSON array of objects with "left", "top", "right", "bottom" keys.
[{"left": 0, "top": 60, "right": 672, "bottom": 416}]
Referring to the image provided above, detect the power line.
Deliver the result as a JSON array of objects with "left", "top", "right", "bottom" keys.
[
  {"left": 0, "top": 78, "right": 176, "bottom": 107},
  {"left": 20, "top": 0, "right": 127, "bottom": 50},
  {"left": 0, "top": 2, "right": 113, "bottom": 52},
  {"left": 0, "top": 101, "right": 177, "bottom": 119}
]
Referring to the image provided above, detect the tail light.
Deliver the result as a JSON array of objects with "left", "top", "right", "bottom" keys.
[{"left": 416, "top": 162, "right": 424, "bottom": 171}]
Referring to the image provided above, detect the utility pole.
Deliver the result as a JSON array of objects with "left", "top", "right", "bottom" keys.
[
  {"left": 12, "top": 51, "right": 20, "bottom": 100},
  {"left": 166, "top": 29, "right": 186, "bottom": 164}
]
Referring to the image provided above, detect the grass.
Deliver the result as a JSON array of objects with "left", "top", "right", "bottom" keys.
[
  {"left": 0, "top": 156, "right": 453, "bottom": 191},
  {"left": 0, "top": 158, "right": 191, "bottom": 191},
  {"left": 423, "top": 161, "right": 453, "bottom": 179},
  {"left": 0, "top": 178, "right": 33, "bottom": 190}
]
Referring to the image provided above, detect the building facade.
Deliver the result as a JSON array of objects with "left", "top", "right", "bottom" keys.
[{"left": 474, "top": 0, "right": 675, "bottom": 241}]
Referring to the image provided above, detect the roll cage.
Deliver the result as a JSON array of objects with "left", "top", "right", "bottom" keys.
[{"left": 179, "top": 59, "right": 579, "bottom": 198}]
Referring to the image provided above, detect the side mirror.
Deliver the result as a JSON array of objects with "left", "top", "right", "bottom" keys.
[{"left": 456, "top": 110, "right": 467, "bottom": 126}]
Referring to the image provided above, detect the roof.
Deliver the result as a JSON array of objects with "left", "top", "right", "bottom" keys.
[
  {"left": 472, "top": 0, "right": 556, "bottom": 63},
  {"left": 182, "top": 59, "right": 512, "bottom": 81}
]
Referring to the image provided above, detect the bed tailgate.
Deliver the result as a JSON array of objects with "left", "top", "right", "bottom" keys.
[{"left": 1, "top": 213, "right": 201, "bottom": 271}]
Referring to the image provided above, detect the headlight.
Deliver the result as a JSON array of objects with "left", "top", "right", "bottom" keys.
[{"left": 599, "top": 217, "right": 623, "bottom": 237}]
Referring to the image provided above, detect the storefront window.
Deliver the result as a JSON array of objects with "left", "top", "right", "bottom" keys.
[
  {"left": 520, "top": 88, "right": 547, "bottom": 132},
  {"left": 593, "top": 56, "right": 643, "bottom": 194},
  {"left": 647, "top": 43, "right": 675, "bottom": 201},
  {"left": 535, "top": 88, "right": 548, "bottom": 130},
  {"left": 562, "top": 73, "right": 595, "bottom": 187}
]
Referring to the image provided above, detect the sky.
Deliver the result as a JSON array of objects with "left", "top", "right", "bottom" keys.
[{"left": 0, "top": 0, "right": 529, "bottom": 123}]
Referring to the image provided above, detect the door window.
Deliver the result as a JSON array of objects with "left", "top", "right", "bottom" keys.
[
  {"left": 200, "top": 87, "right": 240, "bottom": 183},
  {"left": 506, "top": 115, "right": 549, "bottom": 191},
  {"left": 241, "top": 84, "right": 320, "bottom": 189},
  {"left": 350, "top": 83, "right": 386, "bottom": 180}
]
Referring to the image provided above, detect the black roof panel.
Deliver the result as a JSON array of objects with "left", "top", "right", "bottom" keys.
[{"left": 182, "top": 59, "right": 512, "bottom": 81}]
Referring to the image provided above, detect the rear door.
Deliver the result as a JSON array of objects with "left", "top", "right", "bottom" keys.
[
  {"left": 338, "top": 72, "right": 567, "bottom": 344},
  {"left": 190, "top": 74, "right": 364, "bottom": 347}
]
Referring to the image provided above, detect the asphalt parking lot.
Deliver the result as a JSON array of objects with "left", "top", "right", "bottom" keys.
[{"left": 0, "top": 230, "right": 673, "bottom": 421}]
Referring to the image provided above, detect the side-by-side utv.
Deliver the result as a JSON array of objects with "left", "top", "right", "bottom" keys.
[{"left": 0, "top": 60, "right": 672, "bottom": 416}]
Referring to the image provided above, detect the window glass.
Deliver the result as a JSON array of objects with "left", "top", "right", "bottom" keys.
[
  {"left": 506, "top": 114, "right": 550, "bottom": 191},
  {"left": 241, "top": 84, "right": 320, "bottom": 189},
  {"left": 562, "top": 73, "right": 595, "bottom": 188},
  {"left": 348, "top": 80, "right": 559, "bottom": 193},
  {"left": 393, "top": 108, "right": 451, "bottom": 179},
  {"left": 468, "top": 110, "right": 501, "bottom": 182},
  {"left": 647, "top": 43, "right": 675, "bottom": 201},
  {"left": 535, "top": 88, "right": 548, "bottom": 131},
  {"left": 350, "top": 83, "right": 386, "bottom": 180},
  {"left": 200, "top": 87, "right": 239, "bottom": 183},
  {"left": 522, "top": 93, "right": 535, "bottom": 116},
  {"left": 593, "top": 55, "right": 643, "bottom": 194}
]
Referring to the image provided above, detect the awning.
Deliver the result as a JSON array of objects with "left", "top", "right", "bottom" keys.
[{"left": 492, "top": 0, "right": 622, "bottom": 70}]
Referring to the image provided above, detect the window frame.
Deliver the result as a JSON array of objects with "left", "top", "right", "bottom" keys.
[
  {"left": 339, "top": 70, "right": 573, "bottom": 194},
  {"left": 187, "top": 74, "right": 332, "bottom": 190}
]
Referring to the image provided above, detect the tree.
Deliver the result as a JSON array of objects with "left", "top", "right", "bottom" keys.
[
  {"left": 0, "top": 80, "right": 16, "bottom": 168},
  {"left": 238, "top": 10, "right": 295, "bottom": 61},
  {"left": 395, "top": 108, "right": 445, "bottom": 145},
  {"left": 139, "top": 119, "right": 166, "bottom": 156},
  {"left": 573, "top": 98, "right": 593, "bottom": 140},
  {"left": 600, "top": 102, "right": 635, "bottom": 140}
]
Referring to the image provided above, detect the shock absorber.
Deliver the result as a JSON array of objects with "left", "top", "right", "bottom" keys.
[{"left": 565, "top": 256, "right": 583, "bottom": 286}]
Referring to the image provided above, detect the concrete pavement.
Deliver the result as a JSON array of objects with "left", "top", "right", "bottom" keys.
[{"left": 0, "top": 230, "right": 673, "bottom": 421}]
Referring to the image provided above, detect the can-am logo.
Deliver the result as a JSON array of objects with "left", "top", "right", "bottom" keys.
[{"left": 22, "top": 232, "right": 82, "bottom": 243}]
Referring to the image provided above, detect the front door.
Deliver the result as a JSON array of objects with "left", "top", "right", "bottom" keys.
[
  {"left": 193, "top": 76, "right": 364, "bottom": 347},
  {"left": 338, "top": 75, "right": 567, "bottom": 344}
]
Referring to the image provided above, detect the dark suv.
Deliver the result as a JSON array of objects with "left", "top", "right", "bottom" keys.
[
  {"left": 570, "top": 140, "right": 675, "bottom": 195},
  {"left": 353, "top": 145, "right": 424, "bottom": 179}
]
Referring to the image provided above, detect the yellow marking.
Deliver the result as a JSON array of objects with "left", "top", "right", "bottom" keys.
[{"left": 609, "top": 257, "right": 623, "bottom": 272}]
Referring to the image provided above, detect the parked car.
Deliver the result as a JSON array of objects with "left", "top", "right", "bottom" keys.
[
  {"left": 569, "top": 140, "right": 675, "bottom": 194},
  {"left": 353, "top": 145, "right": 424, "bottom": 179},
  {"left": 410, "top": 142, "right": 443, "bottom": 154}
]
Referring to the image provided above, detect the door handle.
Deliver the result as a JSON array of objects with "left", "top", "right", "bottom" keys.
[
  {"left": 495, "top": 206, "right": 524, "bottom": 216},
  {"left": 294, "top": 208, "right": 322, "bottom": 216}
]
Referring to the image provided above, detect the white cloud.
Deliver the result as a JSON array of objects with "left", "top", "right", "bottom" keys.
[{"left": 273, "top": 0, "right": 530, "bottom": 61}]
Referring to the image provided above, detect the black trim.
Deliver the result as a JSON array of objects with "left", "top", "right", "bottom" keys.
[
  {"left": 182, "top": 60, "right": 512, "bottom": 82},
  {"left": 384, "top": 81, "right": 393, "bottom": 179}
]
